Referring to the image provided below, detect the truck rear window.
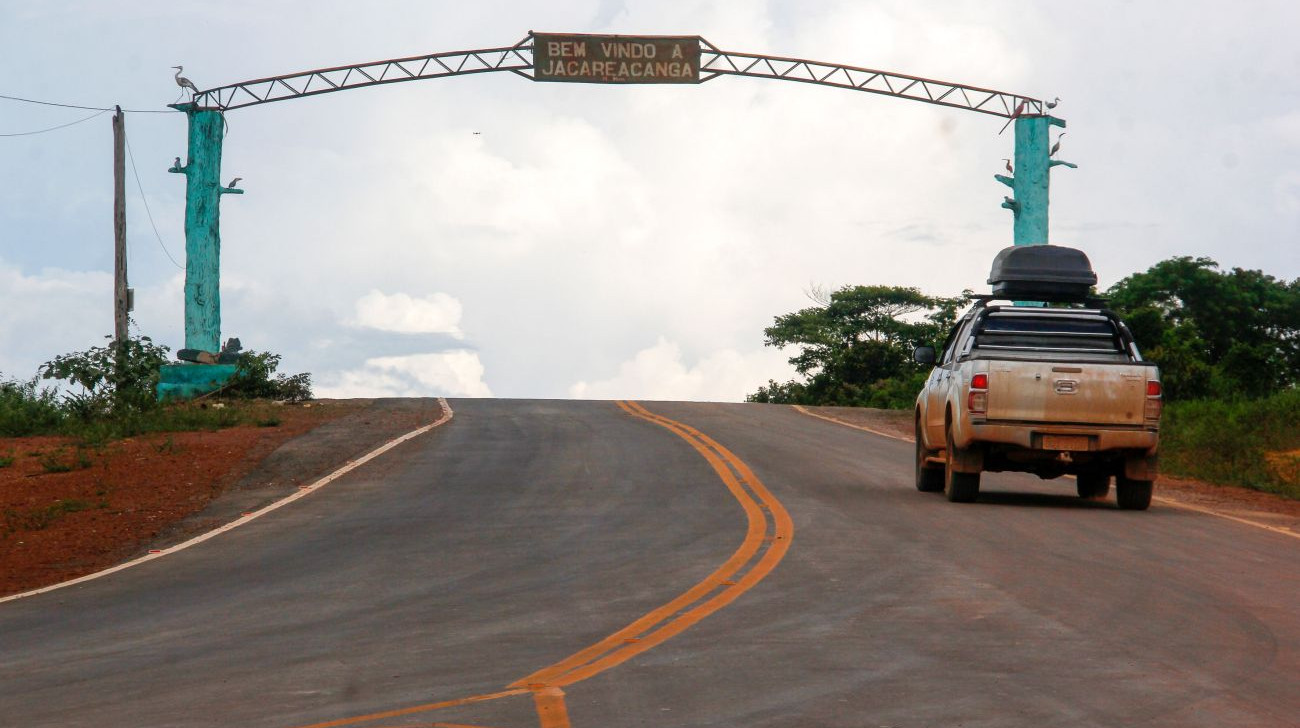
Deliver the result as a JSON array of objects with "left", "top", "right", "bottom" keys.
[{"left": 972, "top": 311, "right": 1128, "bottom": 358}]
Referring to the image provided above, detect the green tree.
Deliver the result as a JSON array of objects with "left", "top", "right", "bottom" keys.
[
  {"left": 1106, "top": 257, "right": 1300, "bottom": 399},
  {"left": 750, "top": 285, "right": 961, "bottom": 408}
]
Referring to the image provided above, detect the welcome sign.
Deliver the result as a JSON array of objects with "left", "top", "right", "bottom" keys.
[{"left": 531, "top": 33, "right": 702, "bottom": 84}]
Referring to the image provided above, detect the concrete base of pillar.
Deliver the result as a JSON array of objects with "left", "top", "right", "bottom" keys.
[{"left": 157, "top": 363, "right": 238, "bottom": 401}]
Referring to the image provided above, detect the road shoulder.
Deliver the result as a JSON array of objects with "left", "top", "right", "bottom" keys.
[{"left": 796, "top": 403, "right": 1300, "bottom": 537}]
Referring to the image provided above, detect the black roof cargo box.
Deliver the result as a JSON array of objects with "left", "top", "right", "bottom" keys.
[{"left": 987, "top": 244, "right": 1097, "bottom": 300}]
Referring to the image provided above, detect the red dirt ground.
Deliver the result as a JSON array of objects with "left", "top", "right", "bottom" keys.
[{"left": 0, "top": 401, "right": 365, "bottom": 597}]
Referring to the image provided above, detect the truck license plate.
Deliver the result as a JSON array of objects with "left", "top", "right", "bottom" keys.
[{"left": 1041, "top": 435, "right": 1090, "bottom": 451}]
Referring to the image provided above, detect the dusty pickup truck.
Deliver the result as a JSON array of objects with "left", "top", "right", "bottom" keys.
[{"left": 913, "top": 245, "right": 1162, "bottom": 510}]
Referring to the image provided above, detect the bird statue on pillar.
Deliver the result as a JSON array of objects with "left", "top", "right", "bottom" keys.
[
  {"left": 172, "top": 66, "right": 199, "bottom": 99},
  {"left": 1002, "top": 158, "right": 1013, "bottom": 175},
  {"left": 1050, "top": 132, "right": 1066, "bottom": 157},
  {"left": 226, "top": 178, "right": 242, "bottom": 189}
]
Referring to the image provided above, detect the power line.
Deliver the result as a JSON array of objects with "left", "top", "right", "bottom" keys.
[
  {"left": 0, "top": 108, "right": 110, "bottom": 137},
  {"left": 123, "top": 128, "right": 185, "bottom": 271},
  {"left": 0, "top": 93, "right": 179, "bottom": 114}
]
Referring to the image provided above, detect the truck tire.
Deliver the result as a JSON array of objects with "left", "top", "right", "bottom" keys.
[
  {"left": 1076, "top": 473, "right": 1110, "bottom": 500},
  {"left": 1116, "top": 476, "right": 1153, "bottom": 511},
  {"left": 944, "top": 425, "right": 980, "bottom": 503},
  {"left": 915, "top": 418, "right": 944, "bottom": 492}
]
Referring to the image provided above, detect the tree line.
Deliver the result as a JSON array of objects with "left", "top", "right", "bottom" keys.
[{"left": 749, "top": 256, "right": 1300, "bottom": 408}]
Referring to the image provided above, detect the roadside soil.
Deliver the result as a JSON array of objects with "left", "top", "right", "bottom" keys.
[
  {"left": 0, "top": 398, "right": 444, "bottom": 597},
  {"left": 801, "top": 404, "right": 1300, "bottom": 535}
]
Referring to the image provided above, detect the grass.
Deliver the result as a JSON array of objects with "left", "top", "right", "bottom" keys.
[
  {"left": 35, "top": 446, "right": 95, "bottom": 474},
  {"left": 3, "top": 498, "right": 95, "bottom": 532},
  {"left": 1160, "top": 389, "right": 1300, "bottom": 499},
  {"left": 0, "top": 378, "right": 65, "bottom": 436},
  {"left": 66, "top": 405, "right": 246, "bottom": 445},
  {"left": 0, "top": 394, "right": 278, "bottom": 445},
  {"left": 154, "top": 436, "right": 182, "bottom": 455}
]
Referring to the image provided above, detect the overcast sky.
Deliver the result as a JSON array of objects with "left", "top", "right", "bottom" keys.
[{"left": 2, "top": 1, "right": 1297, "bottom": 401}]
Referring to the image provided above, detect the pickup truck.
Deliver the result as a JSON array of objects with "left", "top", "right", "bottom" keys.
[{"left": 912, "top": 246, "right": 1162, "bottom": 510}]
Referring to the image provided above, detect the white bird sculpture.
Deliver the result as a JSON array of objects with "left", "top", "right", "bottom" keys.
[
  {"left": 172, "top": 66, "right": 199, "bottom": 98},
  {"left": 226, "top": 178, "right": 242, "bottom": 188}
]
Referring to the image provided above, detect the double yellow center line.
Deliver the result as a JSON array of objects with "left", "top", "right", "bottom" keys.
[
  {"left": 510, "top": 401, "right": 794, "bottom": 692},
  {"left": 293, "top": 401, "right": 793, "bottom": 728}
]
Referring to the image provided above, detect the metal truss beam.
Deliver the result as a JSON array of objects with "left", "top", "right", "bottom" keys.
[
  {"left": 698, "top": 41, "right": 1042, "bottom": 119},
  {"left": 191, "top": 38, "right": 533, "bottom": 111},
  {"left": 190, "top": 36, "right": 1040, "bottom": 120}
]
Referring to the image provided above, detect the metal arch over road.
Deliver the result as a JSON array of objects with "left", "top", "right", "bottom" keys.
[
  {"left": 164, "top": 31, "right": 1071, "bottom": 398},
  {"left": 192, "top": 33, "right": 1044, "bottom": 118}
]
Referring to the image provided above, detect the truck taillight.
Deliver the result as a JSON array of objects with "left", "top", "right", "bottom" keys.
[
  {"left": 1145, "top": 380, "right": 1162, "bottom": 420},
  {"left": 968, "top": 373, "right": 988, "bottom": 413}
]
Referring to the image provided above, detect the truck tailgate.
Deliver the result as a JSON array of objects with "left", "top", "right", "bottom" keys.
[{"left": 986, "top": 363, "right": 1148, "bottom": 426}]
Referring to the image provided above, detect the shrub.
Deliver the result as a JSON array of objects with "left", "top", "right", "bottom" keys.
[
  {"left": 40, "top": 335, "right": 171, "bottom": 417},
  {"left": 224, "top": 351, "right": 313, "bottom": 402},
  {"left": 0, "top": 375, "right": 65, "bottom": 436},
  {"left": 1160, "top": 389, "right": 1300, "bottom": 498}
]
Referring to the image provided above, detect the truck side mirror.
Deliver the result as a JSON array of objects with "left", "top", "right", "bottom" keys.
[{"left": 913, "top": 346, "right": 936, "bottom": 365}]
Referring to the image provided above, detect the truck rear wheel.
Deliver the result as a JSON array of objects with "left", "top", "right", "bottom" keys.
[
  {"left": 1116, "top": 476, "right": 1153, "bottom": 510},
  {"left": 1076, "top": 473, "right": 1110, "bottom": 500},
  {"left": 915, "top": 418, "right": 944, "bottom": 492},
  {"left": 944, "top": 425, "right": 980, "bottom": 503}
]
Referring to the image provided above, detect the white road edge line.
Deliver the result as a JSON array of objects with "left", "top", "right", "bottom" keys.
[
  {"left": 1, "top": 398, "right": 455, "bottom": 605},
  {"left": 791, "top": 404, "right": 1299, "bottom": 541},
  {"left": 792, "top": 405, "right": 905, "bottom": 441}
]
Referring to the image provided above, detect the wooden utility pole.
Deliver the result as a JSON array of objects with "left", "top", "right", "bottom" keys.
[{"left": 112, "top": 106, "right": 128, "bottom": 344}]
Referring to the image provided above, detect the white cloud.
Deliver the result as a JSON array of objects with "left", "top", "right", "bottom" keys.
[
  {"left": 1274, "top": 172, "right": 1300, "bottom": 217},
  {"left": 0, "top": 259, "right": 114, "bottom": 379},
  {"left": 347, "top": 290, "right": 464, "bottom": 337},
  {"left": 315, "top": 351, "right": 492, "bottom": 399},
  {"left": 569, "top": 337, "right": 796, "bottom": 402}
]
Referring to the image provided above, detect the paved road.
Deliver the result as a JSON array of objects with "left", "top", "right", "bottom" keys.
[{"left": 1, "top": 400, "right": 1295, "bottom": 727}]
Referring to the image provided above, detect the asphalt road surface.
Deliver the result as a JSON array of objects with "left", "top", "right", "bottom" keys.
[{"left": 1, "top": 399, "right": 1295, "bottom": 727}]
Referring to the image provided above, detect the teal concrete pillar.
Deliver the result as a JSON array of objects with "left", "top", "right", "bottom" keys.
[
  {"left": 168, "top": 103, "right": 242, "bottom": 352},
  {"left": 160, "top": 103, "right": 243, "bottom": 401},
  {"left": 995, "top": 115, "right": 1074, "bottom": 246}
]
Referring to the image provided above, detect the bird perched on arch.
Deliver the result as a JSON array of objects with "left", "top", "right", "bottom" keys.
[
  {"left": 172, "top": 66, "right": 199, "bottom": 99},
  {"left": 999, "top": 100, "right": 1028, "bottom": 134}
]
